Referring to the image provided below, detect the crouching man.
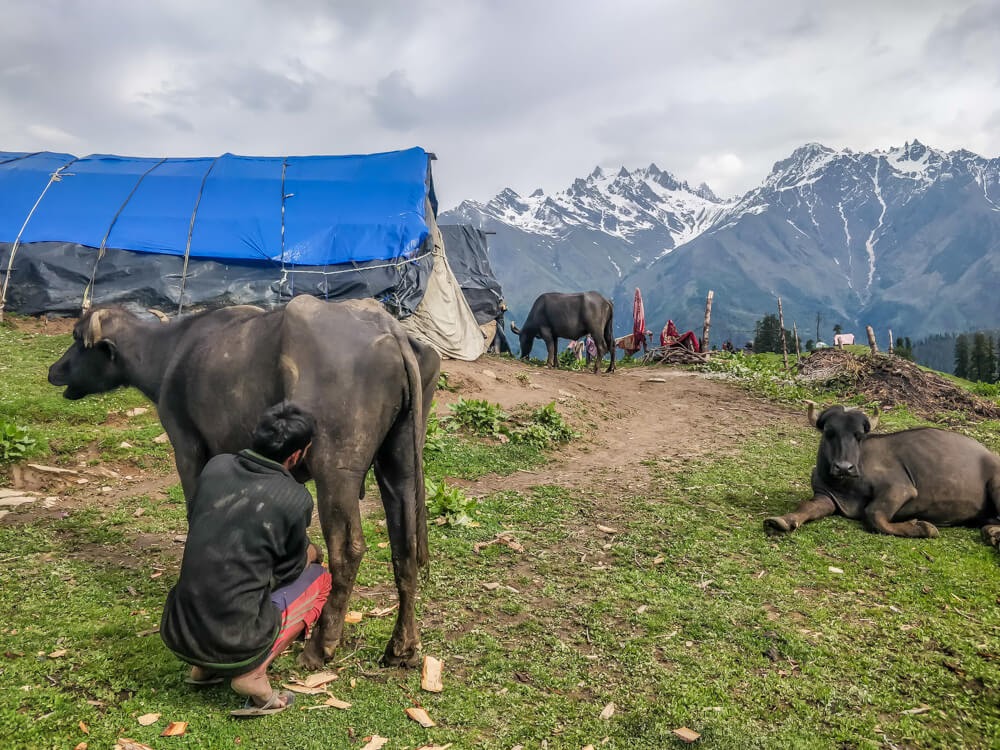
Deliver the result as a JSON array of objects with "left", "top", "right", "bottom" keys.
[{"left": 160, "top": 403, "right": 331, "bottom": 718}]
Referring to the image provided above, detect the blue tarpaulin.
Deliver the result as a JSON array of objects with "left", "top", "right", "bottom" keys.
[{"left": 0, "top": 147, "right": 431, "bottom": 265}]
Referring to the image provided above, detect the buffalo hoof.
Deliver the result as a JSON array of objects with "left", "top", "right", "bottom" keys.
[
  {"left": 913, "top": 520, "right": 940, "bottom": 538},
  {"left": 380, "top": 642, "right": 421, "bottom": 669},
  {"left": 295, "top": 647, "right": 325, "bottom": 672},
  {"left": 763, "top": 516, "right": 796, "bottom": 534},
  {"left": 981, "top": 525, "right": 1000, "bottom": 548}
]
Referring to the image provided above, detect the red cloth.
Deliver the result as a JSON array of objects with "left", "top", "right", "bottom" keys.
[
  {"left": 632, "top": 288, "right": 646, "bottom": 351},
  {"left": 660, "top": 319, "right": 700, "bottom": 352}
]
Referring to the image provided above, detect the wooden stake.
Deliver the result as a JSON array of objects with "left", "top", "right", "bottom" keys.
[
  {"left": 866, "top": 325, "right": 879, "bottom": 354},
  {"left": 888, "top": 328, "right": 894, "bottom": 355},
  {"left": 702, "top": 290, "right": 714, "bottom": 352},
  {"left": 777, "top": 296, "right": 789, "bottom": 370},
  {"left": 793, "top": 321, "right": 801, "bottom": 363}
]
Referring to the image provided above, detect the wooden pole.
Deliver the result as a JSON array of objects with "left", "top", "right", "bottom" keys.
[
  {"left": 777, "top": 296, "right": 789, "bottom": 370},
  {"left": 702, "top": 290, "right": 714, "bottom": 352},
  {"left": 866, "top": 325, "right": 879, "bottom": 354},
  {"left": 888, "top": 328, "right": 894, "bottom": 355},
  {"left": 793, "top": 321, "right": 801, "bottom": 363}
]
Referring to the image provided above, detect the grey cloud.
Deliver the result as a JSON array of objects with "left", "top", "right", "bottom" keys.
[{"left": 370, "top": 70, "right": 422, "bottom": 131}]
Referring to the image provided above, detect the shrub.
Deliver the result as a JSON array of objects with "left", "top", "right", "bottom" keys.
[
  {"left": 425, "top": 477, "right": 478, "bottom": 526},
  {"left": 449, "top": 398, "right": 508, "bottom": 437},
  {"left": 0, "top": 421, "right": 36, "bottom": 462},
  {"left": 508, "top": 402, "right": 577, "bottom": 447}
]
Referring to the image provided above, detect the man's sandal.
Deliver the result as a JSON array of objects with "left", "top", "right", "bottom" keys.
[{"left": 230, "top": 690, "right": 295, "bottom": 718}]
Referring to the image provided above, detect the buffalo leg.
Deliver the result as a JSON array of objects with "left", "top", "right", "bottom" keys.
[
  {"left": 372, "top": 419, "right": 425, "bottom": 667},
  {"left": 764, "top": 495, "right": 836, "bottom": 534},
  {"left": 864, "top": 488, "right": 939, "bottom": 538},
  {"left": 299, "top": 464, "right": 368, "bottom": 669},
  {"left": 541, "top": 330, "right": 557, "bottom": 368}
]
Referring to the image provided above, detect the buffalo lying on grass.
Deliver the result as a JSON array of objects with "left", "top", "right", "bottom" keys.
[
  {"left": 48, "top": 297, "right": 440, "bottom": 668},
  {"left": 765, "top": 401, "right": 1000, "bottom": 550},
  {"left": 510, "top": 291, "right": 615, "bottom": 373}
]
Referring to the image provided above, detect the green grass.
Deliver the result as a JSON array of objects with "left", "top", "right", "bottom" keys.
[{"left": 1, "top": 318, "right": 999, "bottom": 749}]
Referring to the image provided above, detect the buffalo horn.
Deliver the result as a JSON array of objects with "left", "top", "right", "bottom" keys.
[
  {"left": 147, "top": 308, "right": 170, "bottom": 323},
  {"left": 803, "top": 399, "right": 819, "bottom": 427},
  {"left": 82, "top": 308, "right": 114, "bottom": 348},
  {"left": 510, "top": 321, "right": 521, "bottom": 334},
  {"left": 868, "top": 404, "right": 881, "bottom": 432}
]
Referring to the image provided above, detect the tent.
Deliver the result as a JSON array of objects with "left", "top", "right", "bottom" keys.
[
  {"left": 0, "top": 147, "right": 485, "bottom": 359},
  {"left": 439, "top": 224, "right": 509, "bottom": 352}
]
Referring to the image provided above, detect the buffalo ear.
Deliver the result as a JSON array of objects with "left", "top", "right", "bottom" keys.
[{"left": 97, "top": 339, "right": 118, "bottom": 362}]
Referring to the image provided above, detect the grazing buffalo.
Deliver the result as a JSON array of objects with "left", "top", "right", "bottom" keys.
[
  {"left": 510, "top": 291, "right": 615, "bottom": 373},
  {"left": 764, "top": 401, "right": 1000, "bottom": 550},
  {"left": 48, "top": 297, "right": 440, "bottom": 668}
]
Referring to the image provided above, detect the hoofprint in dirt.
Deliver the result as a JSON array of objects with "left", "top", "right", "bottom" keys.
[{"left": 435, "top": 355, "right": 794, "bottom": 498}]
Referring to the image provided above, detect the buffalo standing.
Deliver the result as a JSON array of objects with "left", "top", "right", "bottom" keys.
[
  {"left": 48, "top": 297, "right": 440, "bottom": 668},
  {"left": 510, "top": 291, "right": 615, "bottom": 373},
  {"left": 765, "top": 401, "right": 1000, "bottom": 550}
]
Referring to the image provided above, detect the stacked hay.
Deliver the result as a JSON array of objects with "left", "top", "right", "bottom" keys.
[{"left": 797, "top": 349, "right": 1000, "bottom": 421}]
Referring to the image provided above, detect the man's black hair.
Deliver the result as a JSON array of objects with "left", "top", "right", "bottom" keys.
[{"left": 251, "top": 402, "right": 316, "bottom": 463}]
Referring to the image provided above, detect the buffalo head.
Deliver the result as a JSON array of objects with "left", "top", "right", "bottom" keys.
[
  {"left": 509, "top": 319, "right": 532, "bottom": 359},
  {"left": 48, "top": 307, "right": 166, "bottom": 399},
  {"left": 807, "top": 401, "right": 879, "bottom": 479}
]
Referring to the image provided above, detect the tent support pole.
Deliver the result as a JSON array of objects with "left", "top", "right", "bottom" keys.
[{"left": 178, "top": 156, "right": 221, "bottom": 316}]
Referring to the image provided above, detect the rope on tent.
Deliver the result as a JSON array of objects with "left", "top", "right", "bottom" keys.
[
  {"left": 279, "top": 158, "right": 290, "bottom": 305},
  {"left": 81, "top": 157, "right": 167, "bottom": 312},
  {"left": 0, "top": 157, "right": 78, "bottom": 322},
  {"left": 276, "top": 249, "right": 433, "bottom": 278},
  {"left": 177, "top": 156, "right": 221, "bottom": 316}
]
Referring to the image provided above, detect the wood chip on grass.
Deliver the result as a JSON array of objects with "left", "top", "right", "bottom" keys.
[
  {"left": 599, "top": 702, "right": 616, "bottom": 720},
  {"left": 406, "top": 706, "right": 436, "bottom": 727},
  {"left": 160, "top": 721, "right": 188, "bottom": 737},
  {"left": 421, "top": 655, "right": 444, "bottom": 692},
  {"left": 298, "top": 671, "right": 338, "bottom": 688},
  {"left": 344, "top": 611, "right": 364, "bottom": 624},
  {"left": 303, "top": 696, "right": 352, "bottom": 711},
  {"left": 282, "top": 682, "right": 330, "bottom": 695},
  {"left": 115, "top": 741, "right": 155, "bottom": 750},
  {"left": 673, "top": 727, "right": 701, "bottom": 742},
  {"left": 136, "top": 713, "right": 160, "bottom": 726},
  {"left": 361, "top": 737, "right": 389, "bottom": 750}
]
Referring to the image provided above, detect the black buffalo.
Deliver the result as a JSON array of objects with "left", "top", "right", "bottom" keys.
[
  {"left": 48, "top": 297, "right": 440, "bottom": 668},
  {"left": 765, "top": 401, "right": 1000, "bottom": 550},
  {"left": 510, "top": 291, "right": 615, "bottom": 373}
]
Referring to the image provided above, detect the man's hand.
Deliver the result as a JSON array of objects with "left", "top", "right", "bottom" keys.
[{"left": 307, "top": 542, "right": 324, "bottom": 566}]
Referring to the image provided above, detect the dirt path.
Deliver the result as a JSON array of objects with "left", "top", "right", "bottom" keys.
[{"left": 435, "top": 356, "right": 796, "bottom": 498}]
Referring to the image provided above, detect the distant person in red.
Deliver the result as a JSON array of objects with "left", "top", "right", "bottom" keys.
[{"left": 660, "top": 320, "right": 700, "bottom": 352}]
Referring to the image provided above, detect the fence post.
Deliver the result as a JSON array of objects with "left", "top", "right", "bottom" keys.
[
  {"left": 702, "top": 290, "right": 714, "bottom": 352},
  {"left": 866, "top": 325, "right": 879, "bottom": 354},
  {"left": 777, "top": 297, "right": 789, "bottom": 369}
]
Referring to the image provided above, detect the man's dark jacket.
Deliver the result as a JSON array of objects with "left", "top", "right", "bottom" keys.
[{"left": 160, "top": 450, "right": 313, "bottom": 672}]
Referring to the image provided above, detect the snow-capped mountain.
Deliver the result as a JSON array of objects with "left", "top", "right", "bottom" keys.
[{"left": 441, "top": 140, "right": 1000, "bottom": 350}]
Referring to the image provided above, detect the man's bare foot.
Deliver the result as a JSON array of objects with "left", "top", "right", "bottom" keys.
[
  {"left": 185, "top": 666, "right": 224, "bottom": 685},
  {"left": 230, "top": 669, "right": 288, "bottom": 708}
]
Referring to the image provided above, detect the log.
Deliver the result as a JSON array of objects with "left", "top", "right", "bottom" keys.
[
  {"left": 888, "top": 328, "right": 894, "bottom": 355},
  {"left": 702, "top": 290, "right": 714, "bottom": 352},
  {"left": 777, "top": 296, "right": 789, "bottom": 370}
]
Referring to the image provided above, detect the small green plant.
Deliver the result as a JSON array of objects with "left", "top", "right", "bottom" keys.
[
  {"left": 437, "top": 372, "right": 457, "bottom": 392},
  {"left": 425, "top": 477, "right": 478, "bottom": 526},
  {"left": 424, "top": 403, "right": 447, "bottom": 454},
  {"left": 508, "top": 402, "right": 577, "bottom": 447},
  {"left": 0, "top": 420, "right": 36, "bottom": 462},
  {"left": 515, "top": 372, "right": 531, "bottom": 386},
  {"left": 449, "top": 398, "right": 508, "bottom": 437}
]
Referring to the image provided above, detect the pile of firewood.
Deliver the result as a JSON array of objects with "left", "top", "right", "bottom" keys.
[{"left": 640, "top": 346, "right": 708, "bottom": 365}]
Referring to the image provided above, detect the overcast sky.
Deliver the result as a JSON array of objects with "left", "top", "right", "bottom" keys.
[{"left": 1, "top": 1, "right": 997, "bottom": 208}]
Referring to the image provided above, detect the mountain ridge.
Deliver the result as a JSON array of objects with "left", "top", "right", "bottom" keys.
[{"left": 441, "top": 140, "right": 1000, "bottom": 349}]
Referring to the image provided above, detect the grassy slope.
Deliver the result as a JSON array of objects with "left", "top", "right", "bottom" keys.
[{"left": 1, "top": 323, "right": 998, "bottom": 749}]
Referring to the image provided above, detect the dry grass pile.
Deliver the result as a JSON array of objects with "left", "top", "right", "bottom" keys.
[{"left": 797, "top": 348, "right": 1000, "bottom": 421}]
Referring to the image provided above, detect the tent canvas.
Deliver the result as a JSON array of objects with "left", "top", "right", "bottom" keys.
[
  {"left": 0, "top": 147, "right": 485, "bottom": 359},
  {"left": 439, "top": 223, "right": 508, "bottom": 352}
]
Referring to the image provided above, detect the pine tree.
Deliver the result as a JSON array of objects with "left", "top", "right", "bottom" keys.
[
  {"left": 971, "top": 332, "right": 991, "bottom": 382},
  {"left": 754, "top": 314, "right": 793, "bottom": 354},
  {"left": 954, "top": 334, "right": 971, "bottom": 379},
  {"left": 987, "top": 335, "right": 998, "bottom": 383}
]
